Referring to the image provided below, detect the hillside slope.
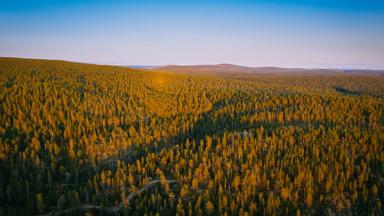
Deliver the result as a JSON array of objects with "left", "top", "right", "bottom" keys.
[
  {"left": 0, "top": 58, "right": 383, "bottom": 215},
  {"left": 156, "top": 64, "right": 384, "bottom": 76}
]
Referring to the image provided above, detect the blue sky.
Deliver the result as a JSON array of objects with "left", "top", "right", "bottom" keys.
[{"left": 1, "top": 0, "right": 383, "bottom": 69}]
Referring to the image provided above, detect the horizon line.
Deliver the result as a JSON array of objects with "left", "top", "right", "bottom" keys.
[{"left": 1, "top": 56, "right": 384, "bottom": 71}]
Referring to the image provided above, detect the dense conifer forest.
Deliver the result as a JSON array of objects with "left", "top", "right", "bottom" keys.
[{"left": 0, "top": 58, "right": 383, "bottom": 215}]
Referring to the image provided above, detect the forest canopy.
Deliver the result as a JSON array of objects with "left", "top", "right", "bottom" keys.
[{"left": 0, "top": 58, "right": 383, "bottom": 215}]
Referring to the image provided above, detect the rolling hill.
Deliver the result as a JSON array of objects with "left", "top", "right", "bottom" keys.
[
  {"left": 154, "top": 64, "right": 384, "bottom": 76},
  {"left": 0, "top": 57, "right": 383, "bottom": 215}
]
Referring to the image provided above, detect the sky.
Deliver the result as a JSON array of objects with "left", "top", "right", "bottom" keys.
[{"left": 0, "top": 0, "right": 384, "bottom": 69}]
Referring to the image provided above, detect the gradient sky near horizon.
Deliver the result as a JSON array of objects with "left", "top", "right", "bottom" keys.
[{"left": 1, "top": 0, "right": 384, "bottom": 69}]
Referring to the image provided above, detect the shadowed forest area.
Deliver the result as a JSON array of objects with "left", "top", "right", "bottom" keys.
[{"left": 0, "top": 58, "right": 383, "bottom": 215}]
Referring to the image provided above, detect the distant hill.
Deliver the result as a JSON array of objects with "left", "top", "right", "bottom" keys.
[{"left": 154, "top": 64, "right": 384, "bottom": 76}]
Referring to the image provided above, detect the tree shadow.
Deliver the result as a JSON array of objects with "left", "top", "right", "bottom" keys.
[
  {"left": 93, "top": 91, "right": 253, "bottom": 172},
  {"left": 334, "top": 86, "right": 361, "bottom": 96}
]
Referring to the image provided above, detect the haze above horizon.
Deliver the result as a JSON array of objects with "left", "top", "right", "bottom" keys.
[{"left": 1, "top": 0, "right": 384, "bottom": 69}]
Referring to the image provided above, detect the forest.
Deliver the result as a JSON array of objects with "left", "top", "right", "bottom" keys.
[{"left": 0, "top": 57, "right": 383, "bottom": 215}]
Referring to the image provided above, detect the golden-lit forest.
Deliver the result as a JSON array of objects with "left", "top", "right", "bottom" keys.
[{"left": 0, "top": 57, "right": 383, "bottom": 215}]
